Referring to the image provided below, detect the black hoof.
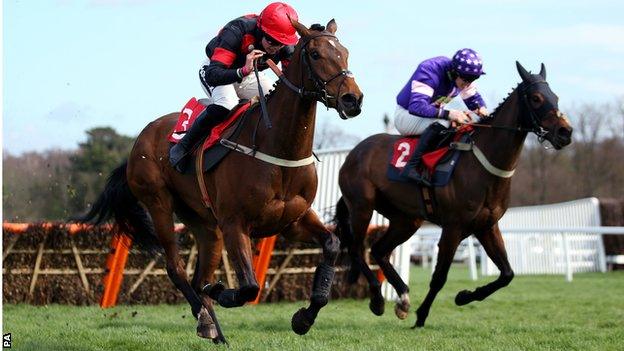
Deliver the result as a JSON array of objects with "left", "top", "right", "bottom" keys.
[
  {"left": 203, "top": 282, "right": 225, "bottom": 300},
  {"left": 412, "top": 319, "right": 425, "bottom": 329},
  {"left": 455, "top": 289, "right": 473, "bottom": 306},
  {"left": 291, "top": 308, "right": 314, "bottom": 335},
  {"left": 369, "top": 295, "right": 385, "bottom": 316},
  {"left": 413, "top": 309, "right": 427, "bottom": 329}
]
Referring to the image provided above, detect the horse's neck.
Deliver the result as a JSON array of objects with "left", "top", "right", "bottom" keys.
[
  {"left": 473, "top": 90, "right": 528, "bottom": 171},
  {"left": 256, "top": 66, "right": 317, "bottom": 160}
]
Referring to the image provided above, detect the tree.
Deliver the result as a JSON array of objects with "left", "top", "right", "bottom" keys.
[{"left": 68, "top": 127, "right": 134, "bottom": 214}]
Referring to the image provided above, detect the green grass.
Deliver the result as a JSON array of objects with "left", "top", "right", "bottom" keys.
[{"left": 4, "top": 266, "right": 624, "bottom": 350}]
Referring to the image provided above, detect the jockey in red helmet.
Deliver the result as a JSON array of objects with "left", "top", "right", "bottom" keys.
[{"left": 170, "top": 2, "right": 299, "bottom": 172}]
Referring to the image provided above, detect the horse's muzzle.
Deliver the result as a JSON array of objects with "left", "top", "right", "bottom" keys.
[
  {"left": 552, "top": 126, "right": 573, "bottom": 149},
  {"left": 338, "top": 93, "right": 363, "bottom": 119}
]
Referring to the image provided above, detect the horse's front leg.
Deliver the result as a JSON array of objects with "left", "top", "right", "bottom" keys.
[
  {"left": 282, "top": 209, "right": 341, "bottom": 335},
  {"left": 455, "top": 223, "right": 514, "bottom": 306},
  {"left": 203, "top": 222, "right": 259, "bottom": 308}
]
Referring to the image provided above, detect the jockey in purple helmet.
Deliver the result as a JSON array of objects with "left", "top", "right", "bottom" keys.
[{"left": 394, "top": 48, "right": 489, "bottom": 185}]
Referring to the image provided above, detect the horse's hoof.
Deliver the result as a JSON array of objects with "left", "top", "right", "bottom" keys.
[
  {"left": 197, "top": 323, "right": 218, "bottom": 339},
  {"left": 394, "top": 302, "right": 410, "bottom": 320},
  {"left": 413, "top": 308, "right": 427, "bottom": 329},
  {"left": 291, "top": 308, "right": 313, "bottom": 335},
  {"left": 196, "top": 307, "right": 218, "bottom": 339},
  {"left": 412, "top": 319, "right": 425, "bottom": 329},
  {"left": 369, "top": 295, "right": 385, "bottom": 316},
  {"left": 455, "top": 289, "right": 473, "bottom": 306}
]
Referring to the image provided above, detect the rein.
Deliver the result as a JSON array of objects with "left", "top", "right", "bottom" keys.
[{"left": 467, "top": 80, "right": 553, "bottom": 139}]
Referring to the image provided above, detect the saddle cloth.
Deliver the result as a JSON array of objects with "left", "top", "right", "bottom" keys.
[
  {"left": 168, "top": 98, "right": 255, "bottom": 174},
  {"left": 168, "top": 97, "right": 253, "bottom": 151},
  {"left": 387, "top": 127, "right": 472, "bottom": 187}
]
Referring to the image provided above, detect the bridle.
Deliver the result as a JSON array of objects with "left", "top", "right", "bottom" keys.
[
  {"left": 274, "top": 32, "right": 354, "bottom": 118},
  {"left": 469, "top": 79, "right": 562, "bottom": 143}
]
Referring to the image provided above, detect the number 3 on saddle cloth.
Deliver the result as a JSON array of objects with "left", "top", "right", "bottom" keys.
[
  {"left": 387, "top": 126, "right": 473, "bottom": 187},
  {"left": 168, "top": 97, "right": 254, "bottom": 174}
]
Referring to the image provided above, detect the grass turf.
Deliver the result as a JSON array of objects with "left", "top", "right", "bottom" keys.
[{"left": 3, "top": 266, "right": 623, "bottom": 350}]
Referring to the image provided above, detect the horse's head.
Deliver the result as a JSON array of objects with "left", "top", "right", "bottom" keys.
[
  {"left": 516, "top": 62, "right": 573, "bottom": 149},
  {"left": 290, "top": 19, "right": 363, "bottom": 119}
]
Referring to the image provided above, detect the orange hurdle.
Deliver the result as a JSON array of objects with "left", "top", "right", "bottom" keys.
[
  {"left": 100, "top": 235, "right": 132, "bottom": 308},
  {"left": 250, "top": 236, "right": 277, "bottom": 304}
]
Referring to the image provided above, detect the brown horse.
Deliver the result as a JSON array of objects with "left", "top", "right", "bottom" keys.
[
  {"left": 79, "top": 19, "right": 362, "bottom": 344},
  {"left": 334, "top": 62, "right": 572, "bottom": 327}
]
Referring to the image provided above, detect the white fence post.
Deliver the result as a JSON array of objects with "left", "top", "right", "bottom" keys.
[
  {"left": 467, "top": 236, "right": 477, "bottom": 281},
  {"left": 561, "top": 232, "right": 573, "bottom": 282}
]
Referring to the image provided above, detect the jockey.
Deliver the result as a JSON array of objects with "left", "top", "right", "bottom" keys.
[
  {"left": 394, "top": 48, "right": 489, "bottom": 185},
  {"left": 170, "top": 2, "right": 299, "bottom": 171}
]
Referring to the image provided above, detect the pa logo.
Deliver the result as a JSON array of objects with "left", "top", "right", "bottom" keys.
[{"left": 2, "top": 333, "right": 11, "bottom": 348}]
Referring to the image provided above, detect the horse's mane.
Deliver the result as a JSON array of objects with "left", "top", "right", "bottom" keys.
[{"left": 480, "top": 83, "right": 521, "bottom": 125}]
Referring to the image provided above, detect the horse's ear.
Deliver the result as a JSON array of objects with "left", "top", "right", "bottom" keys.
[
  {"left": 539, "top": 63, "right": 546, "bottom": 80},
  {"left": 516, "top": 61, "right": 531, "bottom": 82},
  {"left": 290, "top": 17, "right": 310, "bottom": 38},
  {"left": 326, "top": 19, "right": 337, "bottom": 34}
]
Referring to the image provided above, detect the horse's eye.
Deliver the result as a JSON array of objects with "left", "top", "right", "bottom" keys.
[
  {"left": 310, "top": 51, "right": 321, "bottom": 60},
  {"left": 531, "top": 94, "right": 544, "bottom": 108}
]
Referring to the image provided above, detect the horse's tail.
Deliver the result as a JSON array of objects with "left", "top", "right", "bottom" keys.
[
  {"left": 334, "top": 196, "right": 361, "bottom": 283},
  {"left": 74, "top": 161, "right": 161, "bottom": 252}
]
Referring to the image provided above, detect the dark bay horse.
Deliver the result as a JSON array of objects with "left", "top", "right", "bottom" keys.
[
  {"left": 80, "top": 19, "right": 362, "bottom": 343},
  {"left": 335, "top": 62, "right": 572, "bottom": 327}
]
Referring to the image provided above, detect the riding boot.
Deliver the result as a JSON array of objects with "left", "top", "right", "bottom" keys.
[
  {"left": 401, "top": 122, "right": 447, "bottom": 186},
  {"left": 169, "top": 104, "right": 230, "bottom": 172}
]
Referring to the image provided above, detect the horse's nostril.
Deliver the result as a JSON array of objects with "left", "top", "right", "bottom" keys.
[
  {"left": 340, "top": 93, "right": 357, "bottom": 107},
  {"left": 557, "top": 127, "right": 572, "bottom": 139}
]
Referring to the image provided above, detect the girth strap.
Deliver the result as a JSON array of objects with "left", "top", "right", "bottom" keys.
[
  {"left": 450, "top": 142, "right": 516, "bottom": 178},
  {"left": 220, "top": 139, "right": 315, "bottom": 168}
]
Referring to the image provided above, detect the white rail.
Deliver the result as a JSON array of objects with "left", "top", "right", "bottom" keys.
[{"left": 413, "top": 226, "right": 624, "bottom": 282}]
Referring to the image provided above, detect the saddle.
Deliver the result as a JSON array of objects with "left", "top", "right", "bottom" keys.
[
  {"left": 387, "top": 126, "right": 473, "bottom": 187},
  {"left": 168, "top": 97, "right": 257, "bottom": 175}
]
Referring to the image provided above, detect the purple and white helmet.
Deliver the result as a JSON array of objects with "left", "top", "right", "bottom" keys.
[{"left": 452, "top": 48, "right": 486, "bottom": 76}]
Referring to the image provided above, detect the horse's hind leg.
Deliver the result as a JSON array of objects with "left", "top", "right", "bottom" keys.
[
  {"left": 455, "top": 223, "right": 514, "bottom": 306},
  {"left": 370, "top": 217, "right": 422, "bottom": 320},
  {"left": 414, "top": 226, "right": 462, "bottom": 328},
  {"left": 342, "top": 196, "right": 386, "bottom": 316},
  {"left": 204, "top": 222, "right": 260, "bottom": 308},
  {"left": 139, "top": 191, "right": 212, "bottom": 338},
  {"left": 185, "top": 220, "right": 226, "bottom": 343},
  {"left": 281, "top": 209, "right": 341, "bottom": 335}
]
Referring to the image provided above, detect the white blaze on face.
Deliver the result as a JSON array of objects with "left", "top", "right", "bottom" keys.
[{"left": 328, "top": 40, "right": 337, "bottom": 48}]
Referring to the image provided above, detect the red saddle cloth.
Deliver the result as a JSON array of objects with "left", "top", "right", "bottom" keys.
[
  {"left": 168, "top": 98, "right": 253, "bottom": 150},
  {"left": 390, "top": 125, "right": 473, "bottom": 173}
]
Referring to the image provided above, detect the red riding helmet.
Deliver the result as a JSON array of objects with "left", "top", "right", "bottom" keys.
[{"left": 257, "top": 2, "right": 299, "bottom": 46}]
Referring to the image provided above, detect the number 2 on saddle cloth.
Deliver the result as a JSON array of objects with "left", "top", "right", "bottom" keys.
[{"left": 387, "top": 127, "right": 473, "bottom": 187}]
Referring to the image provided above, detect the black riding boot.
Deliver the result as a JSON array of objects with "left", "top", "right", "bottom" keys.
[
  {"left": 401, "top": 122, "right": 447, "bottom": 186},
  {"left": 169, "top": 104, "right": 230, "bottom": 172}
]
